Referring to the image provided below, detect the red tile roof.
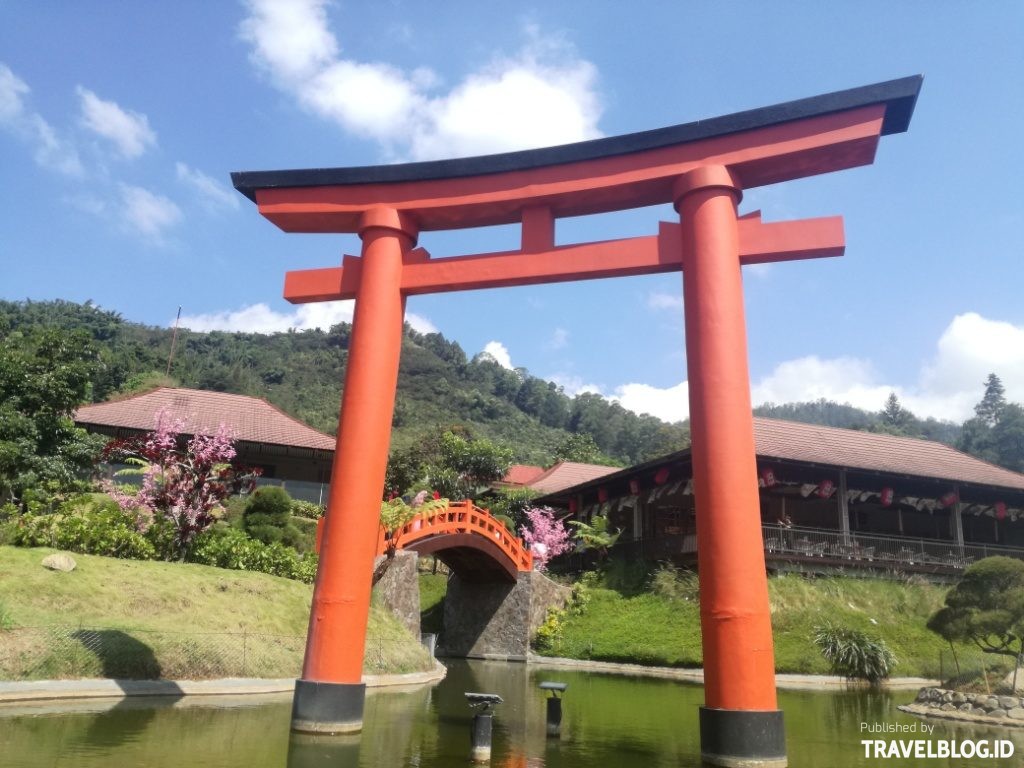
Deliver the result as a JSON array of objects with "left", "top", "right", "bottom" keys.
[
  {"left": 526, "top": 461, "right": 620, "bottom": 494},
  {"left": 75, "top": 387, "right": 336, "bottom": 452},
  {"left": 498, "top": 464, "right": 546, "bottom": 486},
  {"left": 753, "top": 417, "right": 1024, "bottom": 490}
]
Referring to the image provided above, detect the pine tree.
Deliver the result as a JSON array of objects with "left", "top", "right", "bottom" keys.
[{"left": 975, "top": 373, "right": 1007, "bottom": 426}]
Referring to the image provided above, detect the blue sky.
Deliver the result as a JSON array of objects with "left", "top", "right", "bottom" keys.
[{"left": 2, "top": 1, "right": 1022, "bottom": 424}]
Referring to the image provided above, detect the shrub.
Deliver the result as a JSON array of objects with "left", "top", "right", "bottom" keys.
[
  {"left": 813, "top": 623, "right": 897, "bottom": 684},
  {"left": 8, "top": 495, "right": 156, "bottom": 560},
  {"left": 291, "top": 500, "right": 324, "bottom": 520},
  {"left": 650, "top": 562, "right": 699, "bottom": 602},
  {"left": 188, "top": 526, "right": 318, "bottom": 583},
  {"left": 243, "top": 486, "right": 293, "bottom": 545},
  {"left": 493, "top": 513, "right": 514, "bottom": 531}
]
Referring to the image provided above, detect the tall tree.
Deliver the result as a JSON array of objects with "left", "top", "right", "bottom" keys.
[
  {"left": 0, "top": 327, "right": 106, "bottom": 505},
  {"left": 879, "top": 393, "right": 913, "bottom": 434},
  {"left": 975, "top": 373, "right": 1007, "bottom": 426}
]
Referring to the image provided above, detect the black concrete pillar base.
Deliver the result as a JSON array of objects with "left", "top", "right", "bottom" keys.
[
  {"left": 290, "top": 679, "right": 366, "bottom": 735},
  {"left": 699, "top": 707, "right": 787, "bottom": 768}
]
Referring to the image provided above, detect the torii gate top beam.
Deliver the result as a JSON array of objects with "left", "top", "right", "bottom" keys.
[{"left": 232, "top": 77, "right": 920, "bottom": 234}]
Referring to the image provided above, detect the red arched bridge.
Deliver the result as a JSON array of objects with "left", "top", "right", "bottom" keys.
[
  {"left": 379, "top": 500, "right": 533, "bottom": 581},
  {"left": 318, "top": 500, "right": 533, "bottom": 582}
]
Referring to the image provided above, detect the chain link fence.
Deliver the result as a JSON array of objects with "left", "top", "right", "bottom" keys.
[
  {"left": 938, "top": 644, "right": 1023, "bottom": 695},
  {"left": 0, "top": 626, "right": 306, "bottom": 681}
]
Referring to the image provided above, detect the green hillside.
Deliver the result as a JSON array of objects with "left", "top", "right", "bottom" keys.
[
  {"left": 0, "top": 299, "right": 686, "bottom": 466},
  {"left": 0, "top": 545, "right": 431, "bottom": 680}
]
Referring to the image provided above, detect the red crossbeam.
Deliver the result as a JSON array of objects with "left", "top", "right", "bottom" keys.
[{"left": 284, "top": 214, "right": 844, "bottom": 303}]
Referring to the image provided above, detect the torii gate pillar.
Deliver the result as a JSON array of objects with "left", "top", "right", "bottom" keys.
[
  {"left": 233, "top": 76, "right": 921, "bottom": 768},
  {"left": 677, "top": 166, "right": 784, "bottom": 763},
  {"left": 290, "top": 209, "right": 415, "bottom": 735}
]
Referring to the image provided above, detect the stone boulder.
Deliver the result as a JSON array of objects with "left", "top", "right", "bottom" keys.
[{"left": 41, "top": 553, "right": 77, "bottom": 572}]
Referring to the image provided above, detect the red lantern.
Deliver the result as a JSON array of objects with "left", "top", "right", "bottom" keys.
[
  {"left": 598, "top": 487, "right": 609, "bottom": 503},
  {"left": 995, "top": 501, "right": 1007, "bottom": 521},
  {"left": 568, "top": 498, "right": 578, "bottom": 514},
  {"left": 654, "top": 468, "right": 670, "bottom": 486},
  {"left": 939, "top": 491, "right": 958, "bottom": 508},
  {"left": 759, "top": 467, "right": 777, "bottom": 488},
  {"left": 816, "top": 480, "right": 835, "bottom": 499},
  {"left": 880, "top": 487, "right": 895, "bottom": 507},
  {"left": 629, "top": 478, "right": 640, "bottom": 495}
]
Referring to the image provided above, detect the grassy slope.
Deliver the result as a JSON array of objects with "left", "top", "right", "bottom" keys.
[
  {"left": 538, "top": 574, "right": 959, "bottom": 678},
  {"left": 0, "top": 546, "right": 432, "bottom": 680}
]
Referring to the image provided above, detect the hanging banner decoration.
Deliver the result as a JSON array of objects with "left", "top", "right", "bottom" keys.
[
  {"left": 598, "top": 487, "right": 609, "bottom": 504},
  {"left": 816, "top": 480, "right": 836, "bottom": 499},
  {"left": 759, "top": 467, "right": 777, "bottom": 488},
  {"left": 654, "top": 467, "right": 670, "bottom": 486},
  {"left": 994, "top": 501, "right": 1007, "bottom": 521},
  {"left": 880, "top": 487, "right": 895, "bottom": 507},
  {"left": 800, "top": 484, "right": 818, "bottom": 498},
  {"left": 939, "top": 491, "right": 959, "bottom": 509},
  {"left": 629, "top": 478, "right": 640, "bottom": 496}
]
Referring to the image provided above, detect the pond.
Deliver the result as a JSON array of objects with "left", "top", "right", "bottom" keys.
[{"left": 1, "top": 661, "right": 1021, "bottom": 767}]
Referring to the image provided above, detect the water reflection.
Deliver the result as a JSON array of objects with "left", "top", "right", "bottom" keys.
[{"left": 1, "top": 662, "right": 1021, "bottom": 767}]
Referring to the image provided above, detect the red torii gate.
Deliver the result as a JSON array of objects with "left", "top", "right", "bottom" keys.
[{"left": 234, "top": 76, "right": 920, "bottom": 768}]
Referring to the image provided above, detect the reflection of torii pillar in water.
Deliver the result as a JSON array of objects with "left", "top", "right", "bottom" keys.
[{"left": 233, "top": 77, "right": 921, "bottom": 768}]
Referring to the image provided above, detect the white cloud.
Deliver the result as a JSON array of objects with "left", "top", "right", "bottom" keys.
[
  {"left": 611, "top": 380, "right": 690, "bottom": 423},
  {"left": 751, "top": 356, "right": 893, "bottom": 412},
  {"left": 919, "top": 313, "right": 1024, "bottom": 403},
  {"left": 549, "top": 373, "right": 602, "bottom": 397},
  {"left": 178, "top": 301, "right": 435, "bottom": 335},
  {"left": 0, "top": 63, "right": 82, "bottom": 175},
  {"left": 481, "top": 340, "right": 514, "bottom": 369},
  {"left": 239, "top": 1, "right": 602, "bottom": 160},
  {"left": 77, "top": 86, "right": 156, "bottom": 158},
  {"left": 120, "top": 184, "right": 182, "bottom": 238},
  {"left": 0, "top": 63, "right": 29, "bottom": 121},
  {"left": 176, "top": 162, "right": 240, "bottom": 211},
  {"left": 748, "top": 313, "right": 1024, "bottom": 422},
  {"left": 561, "top": 313, "right": 1024, "bottom": 425},
  {"left": 647, "top": 292, "right": 683, "bottom": 311},
  {"left": 548, "top": 327, "right": 569, "bottom": 350}
]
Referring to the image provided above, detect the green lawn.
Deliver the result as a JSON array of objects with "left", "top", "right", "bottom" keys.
[
  {"left": 0, "top": 546, "right": 432, "bottom": 680},
  {"left": 538, "top": 571, "right": 962, "bottom": 678}
]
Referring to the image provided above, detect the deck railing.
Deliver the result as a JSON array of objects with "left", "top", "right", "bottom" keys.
[{"left": 758, "top": 525, "right": 1024, "bottom": 569}]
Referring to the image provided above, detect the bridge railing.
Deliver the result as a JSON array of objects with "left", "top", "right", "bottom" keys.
[{"left": 377, "top": 499, "right": 534, "bottom": 572}]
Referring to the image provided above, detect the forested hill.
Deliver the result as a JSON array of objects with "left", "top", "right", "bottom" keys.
[
  {"left": 0, "top": 300, "right": 687, "bottom": 466},
  {"left": 6, "top": 299, "right": 997, "bottom": 469}
]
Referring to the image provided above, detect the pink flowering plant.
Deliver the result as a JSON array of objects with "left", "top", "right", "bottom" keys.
[
  {"left": 102, "top": 408, "right": 259, "bottom": 560},
  {"left": 520, "top": 506, "right": 572, "bottom": 571}
]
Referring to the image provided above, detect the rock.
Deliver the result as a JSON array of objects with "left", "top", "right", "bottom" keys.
[
  {"left": 958, "top": 703, "right": 973, "bottom": 712},
  {"left": 916, "top": 689, "right": 930, "bottom": 702},
  {"left": 1007, "top": 708, "right": 1024, "bottom": 720},
  {"left": 984, "top": 697, "right": 1001, "bottom": 711},
  {"left": 990, "top": 709, "right": 1007, "bottom": 718},
  {"left": 942, "top": 692, "right": 954, "bottom": 703},
  {"left": 41, "top": 553, "right": 76, "bottom": 572},
  {"left": 999, "top": 696, "right": 1018, "bottom": 709},
  {"left": 940, "top": 703, "right": 957, "bottom": 712},
  {"left": 973, "top": 707, "right": 989, "bottom": 717},
  {"left": 952, "top": 692, "right": 966, "bottom": 704}
]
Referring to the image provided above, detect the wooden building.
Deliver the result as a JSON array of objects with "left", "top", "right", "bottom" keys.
[
  {"left": 536, "top": 418, "right": 1024, "bottom": 575},
  {"left": 75, "top": 387, "right": 335, "bottom": 503}
]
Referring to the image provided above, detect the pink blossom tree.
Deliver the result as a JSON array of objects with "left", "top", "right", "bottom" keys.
[
  {"left": 102, "top": 408, "right": 259, "bottom": 560},
  {"left": 520, "top": 506, "right": 572, "bottom": 571}
]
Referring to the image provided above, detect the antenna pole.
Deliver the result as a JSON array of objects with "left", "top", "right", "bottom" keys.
[{"left": 166, "top": 306, "right": 182, "bottom": 377}]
